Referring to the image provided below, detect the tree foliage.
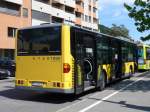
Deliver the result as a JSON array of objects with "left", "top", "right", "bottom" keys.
[
  {"left": 98, "top": 24, "right": 112, "bottom": 35},
  {"left": 99, "top": 24, "right": 131, "bottom": 38},
  {"left": 111, "top": 24, "right": 130, "bottom": 38},
  {"left": 124, "top": 0, "right": 150, "bottom": 41}
]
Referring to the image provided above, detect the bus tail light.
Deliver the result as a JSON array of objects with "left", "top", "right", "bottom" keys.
[
  {"left": 63, "top": 63, "right": 70, "bottom": 73},
  {"left": 18, "top": 80, "right": 24, "bottom": 85}
]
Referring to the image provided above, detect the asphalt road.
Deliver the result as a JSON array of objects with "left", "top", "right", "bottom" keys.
[{"left": 0, "top": 71, "right": 150, "bottom": 112}]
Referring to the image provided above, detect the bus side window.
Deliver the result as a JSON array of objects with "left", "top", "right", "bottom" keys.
[
  {"left": 83, "top": 34, "right": 95, "bottom": 58},
  {"left": 146, "top": 48, "right": 150, "bottom": 60},
  {"left": 96, "top": 38, "right": 103, "bottom": 64},
  {"left": 96, "top": 37, "right": 109, "bottom": 64}
]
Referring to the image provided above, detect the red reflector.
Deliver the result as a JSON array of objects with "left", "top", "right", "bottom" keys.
[
  {"left": 57, "top": 83, "right": 60, "bottom": 87},
  {"left": 63, "top": 63, "right": 70, "bottom": 73},
  {"left": 18, "top": 80, "right": 24, "bottom": 84},
  {"left": 18, "top": 80, "right": 21, "bottom": 84},
  {"left": 53, "top": 82, "right": 56, "bottom": 87},
  {"left": 21, "top": 80, "right": 24, "bottom": 84}
]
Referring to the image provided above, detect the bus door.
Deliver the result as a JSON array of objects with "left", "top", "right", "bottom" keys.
[
  {"left": 74, "top": 31, "right": 96, "bottom": 94},
  {"left": 82, "top": 36, "right": 96, "bottom": 90},
  {"left": 111, "top": 40, "right": 123, "bottom": 79},
  {"left": 74, "top": 31, "right": 84, "bottom": 94},
  {"left": 117, "top": 43, "right": 123, "bottom": 78}
]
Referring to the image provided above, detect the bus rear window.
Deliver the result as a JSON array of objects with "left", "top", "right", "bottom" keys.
[{"left": 17, "top": 26, "right": 61, "bottom": 56}]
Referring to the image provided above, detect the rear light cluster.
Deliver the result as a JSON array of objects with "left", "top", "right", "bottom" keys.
[
  {"left": 17, "top": 80, "right": 24, "bottom": 85},
  {"left": 53, "top": 82, "right": 64, "bottom": 88},
  {"left": 63, "top": 63, "right": 71, "bottom": 73}
]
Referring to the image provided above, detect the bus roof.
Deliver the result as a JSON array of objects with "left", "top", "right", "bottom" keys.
[
  {"left": 71, "top": 25, "right": 136, "bottom": 45},
  {"left": 138, "top": 43, "right": 150, "bottom": 48},
  {"left": 19, "top": 23, "right": 62, "bottom": 30},
  {"left": 18, "top": 23, "right": 136, "bottom": 45}
]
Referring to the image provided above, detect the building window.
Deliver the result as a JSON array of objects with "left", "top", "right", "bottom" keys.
[
  {"left": 34, "top": 0, "right": 49, "bottom": 4},
  {"left": 85, "top": 15, "right": 88, "bottom": 22},
  {"left": 8, "top": 27, "right": 17, "bottom": 38},
  {"left": 52, "top": 16, "right": 63, "bottom": 23},
  {"left": 23, "top": 8, "right": 28, "bottom": 17},
  {"left": 89, "top": 16, "right": 91, "bottom": 22},
  {"left": 65, "top": 6, "right": 74, "bottom": 14},
  {"left": 89, "top": 6, "right": 91, "bottom": 11},
  {"left": 93, "top": 18, "right": 98, "bottom": 24},
  {"left": 0, "top": 1, "right": 21, "bottom": 16},
  {"left": 81, "top": 2, "right": 84, "bottom": 8},
  {"left": 32, "top": 10, "right": 50, "bottom": 22},
  {"left": 93, "top": 7, "right": 97, "bottom": 13},
  {"left": 81, "top": 14, "right": 84, "bottom": 20},
  {"left": 76, "top": 12, "right": 81, "bottom": 18},
  {"left": 0, "top": 49, "right": 15, "bottom": 59}
]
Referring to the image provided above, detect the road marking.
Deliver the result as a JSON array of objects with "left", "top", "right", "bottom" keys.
[
  {"left": 56, "top": 71, "right": 148, "bottom": 112},
  {"left": 56, "top": 86, "right": 110, "bottom": 112},
  {"left": 56, "top": 89, "right": 108, "bottom": 112},
  {"left": 56, "top": 99, "right": 87, "bottom": 112},
  {"left": 78, "top": 76, "right": 146, "bottom": 112}
]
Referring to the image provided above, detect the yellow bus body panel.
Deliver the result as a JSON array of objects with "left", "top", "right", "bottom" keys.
[
  {"left": 138, "top": 64, "right": 146, "bottom": 70},
  {"left": 138, "top": 60, "right": 150, "bottom": 70},
  {"left": 102, "top": 64, "right": 112, "bottom": 79},
  {"left": 138, "top": 44, "right": 150, "bottom": 70},
  {"left": 61, "top": 24, "right": 74, "bottom": 89},
  {"left": 16, "top": 56, "right": 62, "bottom": 88},
  {"left": 102, "top": 62, "right": 135, "bottom": 79},
  {"left": 146, "top": 60, "right": 150, "bottom": 69},
  {"left": 124, "top": 62, "right": 134, "bottom": 74}
]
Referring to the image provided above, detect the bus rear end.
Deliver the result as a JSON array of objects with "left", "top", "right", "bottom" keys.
[{"left": 15, "top": 25, "right": 74, "bottom": 94}]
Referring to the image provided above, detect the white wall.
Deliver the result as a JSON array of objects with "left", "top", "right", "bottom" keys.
[
  {"left": 32, "top": 0, "right": 75, "bottom": 25},
  {"left": 4, "top": 0, "right": 23, "bottom": 5},
  {"left": 32, "top": 19, "right": 47, "bottom": 26},
  {"left": 82, "top": 21, "right": 98, "bottom": 30},
  {"left": 53, "top": 0, "right": 75, "bottom": 8}
]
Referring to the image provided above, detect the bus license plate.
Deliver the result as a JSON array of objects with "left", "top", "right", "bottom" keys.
[{"left": 32, "top": 82, "right": 43, "bottom": 87}]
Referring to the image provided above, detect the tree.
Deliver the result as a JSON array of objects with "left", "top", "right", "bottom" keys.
[
  {"left": 124, "top": 0, "right": 150, "bottom": 41},
  {"left": 110, "top": 24, "right": 130, "bottom": 38},
  {"left": 99, "top": 24, "right": 131, "bottom": 39},
  {"left": 98, "top": 24, "right": 112, "bottom": 35}
]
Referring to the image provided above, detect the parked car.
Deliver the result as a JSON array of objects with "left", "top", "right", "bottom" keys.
[
  {"left": 0, "top": 57, "right": 15, "bottom": 77},
  {"left": 0, "top": 69, "right": 9, "bottom": 79}
]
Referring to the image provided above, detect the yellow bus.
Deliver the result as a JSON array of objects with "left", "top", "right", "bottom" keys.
[
  {"left": 15, "top": 24, "right": 136, "bottom": 94},
  {"left": 138, "top": 44, "right": 150, "bottom": 70}
]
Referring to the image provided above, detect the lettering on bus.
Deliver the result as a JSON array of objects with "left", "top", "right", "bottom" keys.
[{"left": 32, "top": 57, "right": 61, "bottom": 61}]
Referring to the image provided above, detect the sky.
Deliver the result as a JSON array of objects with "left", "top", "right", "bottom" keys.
[{"left": 99, "top": 0, "right": 149, "bottom": 43}]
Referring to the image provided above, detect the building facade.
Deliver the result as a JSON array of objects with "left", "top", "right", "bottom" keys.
[
  {"left": 0, "top": 0, "right": 31, "bottom": 59},
  {"left": 32, "top": 0, "right": 99, "bottom": 30},
  {"left": 75, "top": 0, "right": 99, "bottom": 30},
  {"left": 0, "top": 0, "right": 99, "bottom": 59},
  {"left": 32, "top": 0, "right": 75, "bottom": 26}
]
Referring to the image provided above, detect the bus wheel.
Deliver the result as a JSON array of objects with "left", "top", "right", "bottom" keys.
[{"left": 98, "top": 71, "right": 106, "bottom": 91}]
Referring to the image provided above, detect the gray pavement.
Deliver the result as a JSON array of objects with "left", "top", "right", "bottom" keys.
[{"left": 0, "top": 72, "right": 150, "bottom": 112}]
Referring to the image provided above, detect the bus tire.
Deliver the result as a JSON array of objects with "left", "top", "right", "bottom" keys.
[{"left": 98, "top": 71, "right": 106, "bottom": 91}]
